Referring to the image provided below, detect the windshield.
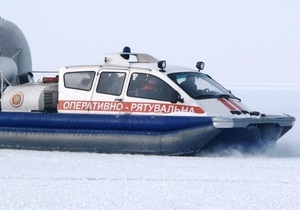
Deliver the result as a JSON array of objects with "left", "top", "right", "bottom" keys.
[{"left": 168, "top": 72, "right": 239, "bottom": 100}]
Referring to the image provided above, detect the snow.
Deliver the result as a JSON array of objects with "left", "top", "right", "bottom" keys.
[{"left": 1, "top": 86, "right": 300, "bottom": 210}]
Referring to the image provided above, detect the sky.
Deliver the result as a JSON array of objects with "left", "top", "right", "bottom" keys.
[{"left": 1, "top": 0, "right": 300, "bottom": 85}]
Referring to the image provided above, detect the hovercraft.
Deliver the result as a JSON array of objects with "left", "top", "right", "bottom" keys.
[{"left": 0, "top": 18, "right": 295, "bottom": 155}]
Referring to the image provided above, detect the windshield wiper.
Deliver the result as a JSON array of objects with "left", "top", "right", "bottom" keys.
[
  {"left": 194, "top": 94, "right": 241, "bottom": 101},
  {"left": 194, "top": 94, "right": 217, "bottom": 99}
]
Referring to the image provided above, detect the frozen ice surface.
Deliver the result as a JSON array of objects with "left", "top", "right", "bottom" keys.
[{"left": 1, "top": 150, "right": 300, "bottom": 210}]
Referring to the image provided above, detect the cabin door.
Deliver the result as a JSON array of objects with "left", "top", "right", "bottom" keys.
[
  {"left": 89, "top": 69, "right": 128, "bottom": 114},
  {"left": 58, "top": 70, "right": 97, "bottom": 114}
]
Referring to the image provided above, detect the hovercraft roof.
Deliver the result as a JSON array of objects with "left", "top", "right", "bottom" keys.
[{"left": 64, "top": 47, "right": 201, "bottom": 74}]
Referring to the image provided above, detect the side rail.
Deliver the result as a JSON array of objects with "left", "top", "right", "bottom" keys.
[
  {"left": 32, "top": 70, "right": 59, "bottom": 83},
  {"left": 0, "top": 71, "right": 11, "bottom": 98},
  {"left": 0, "top": 71, "right": 3, "bottom": 98}
]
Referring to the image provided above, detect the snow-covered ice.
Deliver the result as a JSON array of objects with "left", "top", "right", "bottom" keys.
[
  {"left": 1, "top": 150, "right": 300, "bottom": 210},
  {"left": 0, "top": 86, "right": 299, "bottom": 210}
]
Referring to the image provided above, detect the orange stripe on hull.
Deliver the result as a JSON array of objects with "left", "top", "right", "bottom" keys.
[{"left": 218, "top": 98, "right": 237, "bottom": 111}]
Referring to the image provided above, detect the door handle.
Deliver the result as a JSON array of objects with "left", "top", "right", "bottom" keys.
[{"left": 115, "top": 97, "right": 123, "bottom": 102}]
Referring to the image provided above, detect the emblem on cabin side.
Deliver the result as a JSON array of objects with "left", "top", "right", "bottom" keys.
[{"left": 11, "top": 92, "right": 24, "bottom": 107}]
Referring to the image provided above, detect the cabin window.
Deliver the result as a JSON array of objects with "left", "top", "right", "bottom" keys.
[
  {"left": 96, "top": 72, "right": 126, "bottom": 96},
  {"left": 64, "top": 71, "right": 95, "bottom": 91},
  {"left": 127, "top": 73, "right": 174, "bottom": 101}
]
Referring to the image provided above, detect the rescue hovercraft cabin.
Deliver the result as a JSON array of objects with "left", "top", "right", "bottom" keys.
[{"left": 0, "top": 18, "right": 295, "bottom": 155}]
